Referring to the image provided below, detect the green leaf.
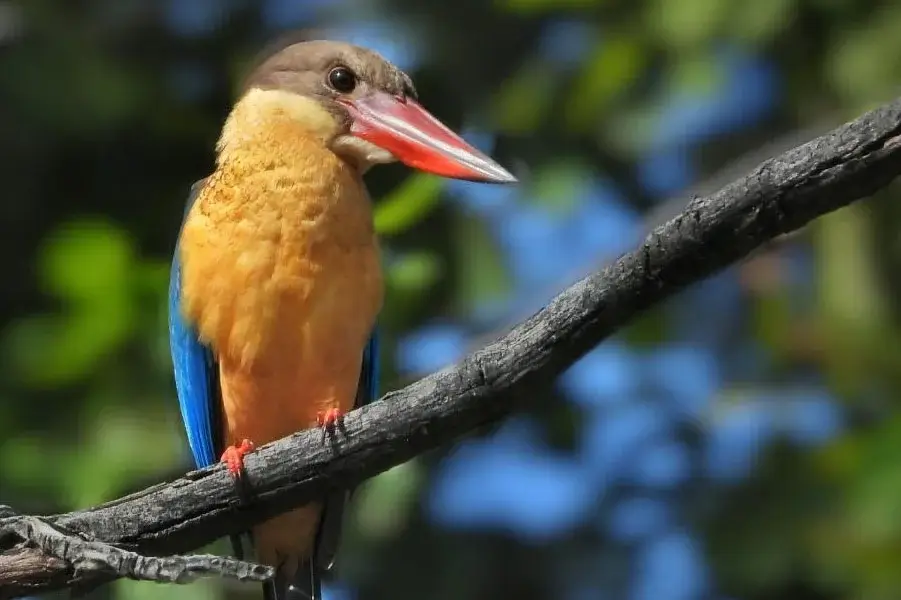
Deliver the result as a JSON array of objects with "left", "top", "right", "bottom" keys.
[
  {"left": 353, "top": 460, "right": 424, "bottom": 541},
  {"left": 730, "top": 0, "right": 797, "bottom": 43},
  {"left": 531, "top": 162, "right": 594, "bottom": 213},
  {"left": 645, "top": 0, "right": 730, "bottom": 49},
  {"left": 826, "top": 4, "right": 901, "bottom": 104},
  {"left": 0, "top": 434, "right": 66, "bottom": 498},
  {"left": 374, "top": 174, "right": 445, "bottom": 236},
  {"left": 670, "top": 51, "right": 722, "bottom": 96},
  {"left": 564, "top": 35, "right": 645, "bottom": 130},
  {"left": 388, "top": 251, "right": 442, "bottom": 294},
  {"left": 4, "top": 301, "right": 134, "bottom": 388},
  {"left": 61, "top": 404, "right": 184, "bottom": 507},
  {"left": 490, "top": 63, "right": 557, "bottom": 133},
  {"left": 38, "top": 218, "right": 135, "bottom": 304},
  {"left": 115, "top": 577, "right": 219, "bottom": 600},
  {"left": 817, "top": 206, "right": 887, "bottom": 324},
  {"left": 810, "top": 415, "right": 901, "bottom": 591},
  {"left": 454, "top": 213, "right": 511, "bottom": 312},
  {"left": 812, "top": 205, "right": 899, "bottom": 393}
]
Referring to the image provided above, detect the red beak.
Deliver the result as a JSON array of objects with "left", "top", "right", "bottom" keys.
[{"left": 341, "top": 92, "right": 517, "bottom": 184}]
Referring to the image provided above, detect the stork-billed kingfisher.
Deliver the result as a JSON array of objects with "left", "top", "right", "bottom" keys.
[{"left": 168, "top": 40, "right": 515, "bottom": 600}]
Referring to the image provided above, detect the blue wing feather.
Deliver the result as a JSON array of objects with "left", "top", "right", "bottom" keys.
[
  {"left": 359, "top": 330, "right": 380, "bottom": 408},
  {"left": 168, "top": 180, "right": 220, "bottom": 469}
]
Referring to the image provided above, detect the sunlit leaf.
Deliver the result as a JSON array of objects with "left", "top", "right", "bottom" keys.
[
  {"left": 388, "top": 251, "right": 442, "bottom": 294},
  {"left": 38, "top": 218, "right": 134, "bottom": 303},
  {"left": 670, "top": 51, "right": 721, "bottom": 95}
]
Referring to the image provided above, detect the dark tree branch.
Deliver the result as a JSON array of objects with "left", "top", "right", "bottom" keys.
[
  {"left": 3, "top": 513, "right": 272, "bottom": 584},
  {"left": 3, "top": 97, "right": 901, "bottom": 599},
  {"left": 0, "top": 506, "right": 273, "bottom": 597}
]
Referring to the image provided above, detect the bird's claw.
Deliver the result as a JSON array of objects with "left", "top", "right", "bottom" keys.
[
  {"left": 220, "top": 438, "right": 255, "bottom": 479},
  {"left": 317, "top": 408, "right": 345, "bottom": 436}
]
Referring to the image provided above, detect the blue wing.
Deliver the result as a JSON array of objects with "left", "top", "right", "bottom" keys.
[
  {"left": 168, "top": 179, "right": 221, "bottom": 469},
  {"left": 358, "top": 330, "right": 380, "bottom": 409}
]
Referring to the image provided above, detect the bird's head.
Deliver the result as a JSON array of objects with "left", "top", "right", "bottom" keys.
[{"left": 241, "top": 40, "right": 516, "bottom": 184}]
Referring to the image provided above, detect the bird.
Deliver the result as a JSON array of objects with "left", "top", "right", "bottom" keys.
[{"left": 168, "top": 40, "right": 516, "bottom": 600}]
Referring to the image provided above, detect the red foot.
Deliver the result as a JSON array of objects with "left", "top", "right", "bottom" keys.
[
  {"left": 317, "top": 407, "right": 345, "bottom": 431},
  {"left": 220, "top": 439, "right": 255, "bottom": 478}
]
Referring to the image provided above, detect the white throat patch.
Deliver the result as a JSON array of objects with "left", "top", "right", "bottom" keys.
[{"left": 331, "top": 134, "right": 397, "bottom": 171}]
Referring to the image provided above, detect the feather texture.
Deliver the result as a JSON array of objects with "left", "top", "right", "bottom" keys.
[
  {"left": 169, "top": 180, "right": 221, "bottom": 470},
  {"left": 170, "top": 89, "right": 384, "bottom": 600}
]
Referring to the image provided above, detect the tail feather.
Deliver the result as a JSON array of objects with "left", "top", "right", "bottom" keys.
[
  {"left": 229, "top": 534, "right": 246, "bottom": 560},
  {"left": 260, "top": 491, "right": 345, "bottom": 600},
  {"left": 257, "top": 452, "right": 349, "bottom": 600},
  {"left": 263, "top": 560, "right": 322, "bottom": 600}
]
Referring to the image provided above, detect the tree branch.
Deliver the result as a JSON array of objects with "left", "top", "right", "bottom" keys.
[
  {"left": 0, "top": 506, "right": 272, "bottom": 592},
  {"left": 4, "top": 97, "right": 901, "bottom": 599}
]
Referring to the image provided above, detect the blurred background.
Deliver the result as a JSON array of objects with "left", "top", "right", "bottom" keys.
[{"left": 2, "top": 1, "right": 900, "bottom": 600}]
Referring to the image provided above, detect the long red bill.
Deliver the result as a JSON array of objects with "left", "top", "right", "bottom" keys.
[{"left": 342, "top": 92, "right": 517, "bottom": 184}]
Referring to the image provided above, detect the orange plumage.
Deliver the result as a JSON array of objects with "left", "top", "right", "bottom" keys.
[{"left": 179, "top": 88, "right": 383, "bottom": 570}]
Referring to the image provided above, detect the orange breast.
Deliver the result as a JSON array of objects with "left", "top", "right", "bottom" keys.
[
  {"left": 216, "top": 245, "right": 381, "bottom": 447},
  {"left": 179, "top": 142, "right": 382, "bottom": 565},
  {"left": 179, "top": 134, "right": 383, "bottom": 445}
]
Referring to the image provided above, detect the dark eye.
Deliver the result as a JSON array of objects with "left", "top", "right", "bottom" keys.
[{"left": 327, "top": 66, "right": 357, "bottom": 93}]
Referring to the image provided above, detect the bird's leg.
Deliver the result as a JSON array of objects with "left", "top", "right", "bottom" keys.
[
  {"left": 220, "top": 438, "right": 255, "bottom": 479},
  {"left": 221, "top": 439, "right": 255, "bottom": 505}
]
